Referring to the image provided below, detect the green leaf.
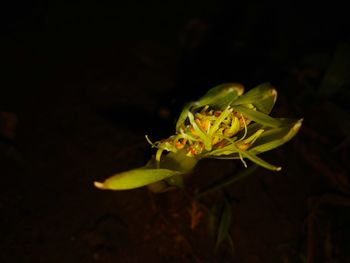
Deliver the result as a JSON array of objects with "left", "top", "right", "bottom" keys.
[
  {"left": 239, "top": 147, "right": 282, "bottom": 171},
  {"left": 94, "top": 168, "right": 182, "bottom": 190},
  {"left": 216, "top": 199, "right": 233, "bottom": 251},
  {"left": 319, "top": 42, "right": 350, "bottom": 96},
  {"left": 161, "top": 150, "right": 199, "bottom": 172},
  {"left": 232, "top": 105, "right": 281, "bottom": 128},
  {"left": 231, "top": 82, "right": 277, "bottom": 114},
  {"left": 202, "top": 139, "right": 241, "bottom": 157},
  {"left": 206, "top": 140, "right": 281, "bottom": 171},
  {"left": 193, "top": 83, "right": 244, "bottom": 110},
  {"left": 249, "top": 119, "right": 303, "bottom": 155},
  {"left": 144, "top": 150, "right": 199, "bottom": 193}
]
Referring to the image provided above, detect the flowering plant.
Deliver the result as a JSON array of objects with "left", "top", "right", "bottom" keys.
[{"left": 94, "top": 83, "right": 302, "bottom": 192}]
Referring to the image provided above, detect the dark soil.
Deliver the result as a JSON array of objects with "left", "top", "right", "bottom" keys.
[{"left": 1, "top": 1, "right": 350, "bottom": 263}]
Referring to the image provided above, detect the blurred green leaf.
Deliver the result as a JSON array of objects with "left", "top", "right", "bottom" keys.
[
  {"left": 319, "top": 42, "right": 350, "bottom": 96},
  {"left": 216, "top": 198, "right": 233, "bottom": 251}
]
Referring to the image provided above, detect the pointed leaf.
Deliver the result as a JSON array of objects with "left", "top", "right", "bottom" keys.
[
  {"left": 213, "top": 141, "right": 281, "bottom": 171},
  {"left": 94, "top": 168, "right": 182, "bottom": 190},
  {"left": 239, "top": 148, "right": 282, "bottom": 171},
  {"left": 249, "top": 119, "right": 303, "bottom": 155}
]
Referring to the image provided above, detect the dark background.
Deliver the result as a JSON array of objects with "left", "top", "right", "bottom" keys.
[{"left": 1, "top": 1, "right": 350, "bottom": 262}]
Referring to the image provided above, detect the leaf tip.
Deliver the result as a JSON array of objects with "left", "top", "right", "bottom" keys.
[
  {"left": 270, "top": 87, "right": 278, "bottom": 102},
  {"left": 293, "top": 119, "right": 303, "bottom": 131},
  {"left": 94, "top": 181, "right": 106, "bottom": 189},
  {"left": 231, "top": 83, "right": 245, "bottom": 96}
]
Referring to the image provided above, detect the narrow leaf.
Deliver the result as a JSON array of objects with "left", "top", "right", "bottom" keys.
[
  {"left": 216, "top": 199, "right": 233, "bottom": 250},
  {"left": 202, "top": 139, "right": 240, "bottom": 157},
  {"left": 94, "top": 168, "right": 182, "bottom": 190},
  {"left": 214, "top": 139, "right": 281, "bottom": 171},
  {"left": 239, "top": 148, "right": 281, "bottom": 171},
  {"left": 249, "top": 119, "right": 303, "bottom": 155}
]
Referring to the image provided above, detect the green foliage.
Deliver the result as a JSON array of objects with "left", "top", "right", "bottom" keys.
[
  {"left": 319, "top": 42, "right": 350, "bottom": 96},
  {"left": 216, "top": 198, "right": 233, "bottom": 252},
  {"left": 94, "top": 168, "right": 181, "bottom": 190}
]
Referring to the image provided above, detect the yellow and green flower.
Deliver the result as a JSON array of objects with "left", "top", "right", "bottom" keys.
[{"left": 94, "top": 83, "right": 302, "bottom": 191}]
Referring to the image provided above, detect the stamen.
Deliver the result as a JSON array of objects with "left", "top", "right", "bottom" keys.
[
  {"left": 145, "top": 135, "right": 156, "bottom": 147},
  {"left": 239, "top": 152, "right": 248, "bottom": 168}
]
